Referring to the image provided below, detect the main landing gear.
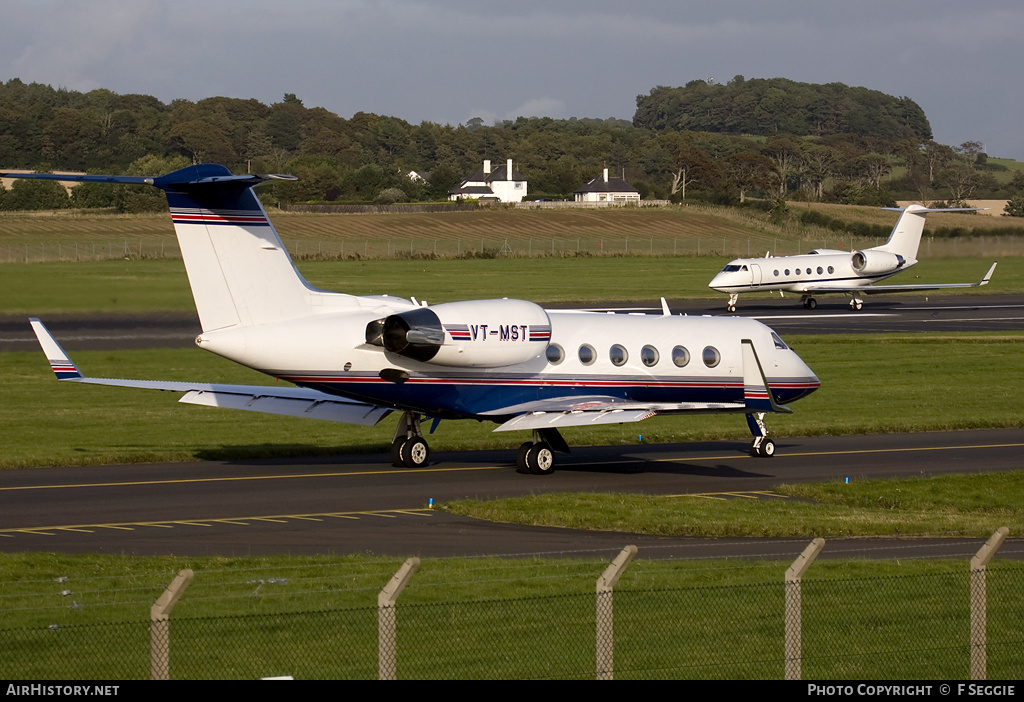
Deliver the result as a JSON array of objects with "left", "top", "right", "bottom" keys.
[
  {"left": 848, "top": 295, "right": 864, "bottom": 311},
  {"left": 515, "top": 428, "right": 570, "bottom": 475},
  {"left": 391, "top": 412, "right": 430, "bottom": 468},
  {"left": 800, "top": 295, "right": 817, "bottom": 310},
  {"left": 746, "top": 412, "right": 776, "bottom": 458}
]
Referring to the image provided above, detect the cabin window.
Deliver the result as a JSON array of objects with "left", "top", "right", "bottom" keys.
[
  {"left": 816, "top": 267, "right": 823, "bottom": 275},
  {"left": 546, "top": 343, "right": 564, "bottom": 365},
  {"left": 702, "top": 346, "right": 721, "bottom": 368},
  {"left": 773, "top": 270, "right": 780, "bottom": 277},
  {"left": 578, "top": 344, "right": 596, "bottom": 365},
  {"left": 641, "top": 345, "right": 659, "bottom": 367},
  {"left": 672, "top": 345, "right": 690, "bottom": 367},
  {"left": 784, "top": 269, "right": 791, "bottom": 276},
  {"left": 828, "top": 266, "right": 835, "bottom": 274},
  {"left": 609, "top": 344, "right": 628, "bottom": 366}
]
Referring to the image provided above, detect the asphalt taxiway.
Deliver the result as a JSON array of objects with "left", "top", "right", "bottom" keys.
[
  {"left": 1, "top": 428, "right": 1021, "bottom": 559},
  {"left": 1, "top": 291, "right": 1021, "bottom": 560}
]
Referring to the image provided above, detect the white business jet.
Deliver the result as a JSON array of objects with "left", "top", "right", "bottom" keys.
[
  {"left": 10, "top": 165, "right": 819, "bottom": 474},
  {"left": 710, "top": 205, "right": 997, "bottom": 311}
]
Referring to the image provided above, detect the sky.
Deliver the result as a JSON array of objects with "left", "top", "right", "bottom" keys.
[{"left": 3, "top": 0, "right": 1023, "bottom": 159}]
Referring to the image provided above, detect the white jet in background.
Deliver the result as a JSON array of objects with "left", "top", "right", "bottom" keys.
[{"left": 710, "top": 205, "right": 996, "bottom": 311}]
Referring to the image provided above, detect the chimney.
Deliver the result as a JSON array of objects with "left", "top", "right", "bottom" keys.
[
  {"left": 507, "top": 158, "right": 513, "bottom": 180},
  {"left": 603, "top": 168, "right": 609, "bottom": 183},
  {"left": 483, "top": 159, "right": 491, "bottom": 174}
]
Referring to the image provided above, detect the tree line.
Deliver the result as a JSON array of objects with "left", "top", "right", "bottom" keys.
[{"left": 1, "top": 77, "right": 1021, "bottom": 214}]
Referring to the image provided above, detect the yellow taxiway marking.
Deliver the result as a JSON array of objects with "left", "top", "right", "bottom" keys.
[
  {"left": 2, "top": 441, "right": 1021, "bottom": 497},
  {"left": 648, "top": 442, "right": 1024, "bottom": 464},
  {"left": 0, "top": 508, "right": 434, "bottom": 537},
  {"left": 0, "top": 465, "right": 498, "bottom": 493}
]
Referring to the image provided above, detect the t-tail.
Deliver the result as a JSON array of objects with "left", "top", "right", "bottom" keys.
[
  {"left": 876, "top": 204, "right": 981, "bottom": 260},
  {"left": 2, "top": 165, "right": 348, "bottom": 332}
]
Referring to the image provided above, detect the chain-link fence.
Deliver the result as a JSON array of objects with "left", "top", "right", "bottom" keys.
[
  {"left": 1, "top": 538, "right": 1021, "bottom": 680},
  {"left": 3, "top": 235, "right": 1023, "bottom": 263}
]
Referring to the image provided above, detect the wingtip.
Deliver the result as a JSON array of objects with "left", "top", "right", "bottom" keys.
[{"left": 29, "top": 318, "right": 83, "bottom": 380}]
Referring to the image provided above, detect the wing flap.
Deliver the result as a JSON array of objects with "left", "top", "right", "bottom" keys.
[
  {"left": 494, "top": 408, "right": 658, "bottom": 432},
  {"left": 181, "top": 390, "right": 390, "bottom": 425}
]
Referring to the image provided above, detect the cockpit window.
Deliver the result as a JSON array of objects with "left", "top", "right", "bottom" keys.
[
  {"left": 722, "top": 264, "right": 744, "bottom": 272},
  {"left": 771, "top": 332, "right": 788, "bottom": 350}
]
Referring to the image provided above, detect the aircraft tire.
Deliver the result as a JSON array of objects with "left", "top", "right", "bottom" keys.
[
  {"left": 400, "top": 437, "right": 430, "bottom": 468},
  {"left": 390, "top": 437, "right": 407, "bottom": 467},
  {"left": 759, "top": 439, "right": 776, "bottom": 457},
  {"left": 527, "top": 442, "right": 555, "bottom": 475},
  {"left": 805, "top": 298, "right": 817, "bottom": 310},
  {"left": 515, "top": 442, "right": 533, "bottom": 474}
]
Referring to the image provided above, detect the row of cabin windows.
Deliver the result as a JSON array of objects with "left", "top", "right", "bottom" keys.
[
  {"left": 546, "top": 343, "right": 721, "bottom": 369},
  {"left": 774, "top": 266, "right": 835, "bottom": 277}
]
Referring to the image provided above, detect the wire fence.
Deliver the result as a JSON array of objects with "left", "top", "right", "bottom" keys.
[
  {"left": 1, "top": 539, "right": 1021, "bottom": 680},
  {"left": 2, "top": 235, "right": 1022, "bottom": 264}
]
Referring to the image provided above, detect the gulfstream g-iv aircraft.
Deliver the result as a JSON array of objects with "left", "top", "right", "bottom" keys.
[
  {"left": 710, "top": 205, "right": 997, "bottom": 312},
  {"left": 10, "top": 165, "right": 819, "bottom": 473}
]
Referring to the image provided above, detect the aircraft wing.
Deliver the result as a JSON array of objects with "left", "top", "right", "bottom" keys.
[
  {"left": 487, "top": 339, "right": 788, "bottom": 432},
  {"left": 804, "top": 261, "right": 997, "bottom": 295},
  {"left": 29, "top": 319, "right": 392, "bottom": 426}
]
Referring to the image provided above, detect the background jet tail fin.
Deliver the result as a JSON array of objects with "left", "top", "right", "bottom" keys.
[{"left": 876, "top": 204, "right": 985, "bottom": 259}]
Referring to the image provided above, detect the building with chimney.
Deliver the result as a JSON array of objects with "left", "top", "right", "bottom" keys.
[
  {"left": 448, "top": 159, "right": 527, "bottom": 203},
  {"left": 574, "top": 168, "right": 640, "bottom": 204}
]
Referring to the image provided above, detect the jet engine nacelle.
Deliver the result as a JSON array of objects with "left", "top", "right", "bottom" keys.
[
  {"left": 369, "top": 299, "right": 551, "bottom": 367},
  {"left": 851, "top": 250, "right": 905, "bottom": 276}
]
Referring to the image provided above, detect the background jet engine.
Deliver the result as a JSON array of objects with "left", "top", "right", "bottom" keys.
[
  {"left": 369, "top": 299, "right": 551, "bottom": 367},
  {"left": 851, "top": 250, "right": 905, "bottom": 275}
]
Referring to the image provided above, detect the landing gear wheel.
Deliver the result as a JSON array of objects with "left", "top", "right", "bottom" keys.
[
  {"left": 727, "top": 303, "right": 737, "bottom": 313},
  {"left": 750, "top": 438, "right": 775, "bottom": 457},
  {"left": 526, "top": 441, "right": 555, "bottom": 475},
  {"left": 515, "top": 442, "right": 533, "bottom": 474},
  {"left": 400, "top": 436, "right": 430, "bottom": 468},
  {"left": 390, "top": 437, "right": 407, "bottom": 467},
  {"left": 803, "top": 298, "right": 817, "bottom": 310},
  {"left": 849, "top": 298, "right": 863, "bottom": 311}
]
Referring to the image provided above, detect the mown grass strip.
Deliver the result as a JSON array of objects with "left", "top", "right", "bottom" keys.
[{"left": 1, "top": 332, "right": 1022, "bottom": 469}]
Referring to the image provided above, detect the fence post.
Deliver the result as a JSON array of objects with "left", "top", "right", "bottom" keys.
[
  {"left": 971, "top": 527, "right": 1009, "bottom": 680},
  {"left": 785, "top": 538, "right": 824, "bottom": 680},
  {"left": 150, "top": 568, "right": 194, "bottom": 680},
  {"left": 378, "top": 557, "right": 420, "bottom": 680},
  {"left": 596, "top": 545, "right": 637, "bottom": 680}
]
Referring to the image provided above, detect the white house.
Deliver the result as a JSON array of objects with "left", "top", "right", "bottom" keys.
[
  {"left": 574, "top": 168, "right": 640, "bottom": 204},
  {"left": 448, "top": 159, "right": 527, "bottom": 203}
]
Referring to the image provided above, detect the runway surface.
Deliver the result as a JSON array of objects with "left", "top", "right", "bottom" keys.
[
  {"left": 1, "top": 428, "right": 1021, "bottom": 560},
  {"left": 2, "top": 291, "right": 1021, "bottom": 560}
]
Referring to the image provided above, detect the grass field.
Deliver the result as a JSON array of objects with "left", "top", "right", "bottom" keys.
[
  {"left": 1, "top": 255, "right": 1019, "bottom": 315},
  {"left": 2, "top": 332, "right": 1022, "bottom": 469},
  {"left": 2, "top": 206, "right": 1023, "bottom": 678}
]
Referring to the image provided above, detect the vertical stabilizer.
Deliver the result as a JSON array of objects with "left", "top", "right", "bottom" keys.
[
  {"left": 2, "top": 165, "right": 344, "bottom": 332},
  {"left": 875, "top": 204, "right": 929, "bottom": 259},
  {"left": 158, "top": 166, "right": 319, "bottom": 331}
]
